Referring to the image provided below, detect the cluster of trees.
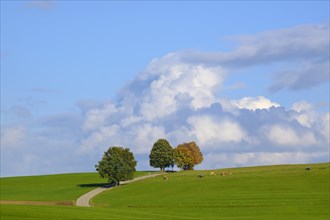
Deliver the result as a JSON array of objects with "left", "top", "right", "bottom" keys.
[
  {"left": 95, "top": 139, "right": 203, "bottom": 184},
  {"left": 149, "top": 139, "right": 203, "bottom": 171}
]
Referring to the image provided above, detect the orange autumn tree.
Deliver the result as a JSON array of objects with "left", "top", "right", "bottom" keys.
[
  {"left": 174, "top": 141, "right": 203, "bottom": 170},
  {"left": 174, "top": 146, "right": 194, "bottom": 170}
]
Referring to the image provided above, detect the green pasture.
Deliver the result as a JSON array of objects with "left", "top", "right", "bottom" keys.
[
  {"left": 0, "top": 172, "right": 107, "bottom": 202},
  {"left": 1, "top": 163, "right": 329, "bottom": 220},
  {"left": 0, "top": 171, "right": 151, "bottom": 202},
  {"left": 92, "top": 163, "right": 329, "bottom": 219}
]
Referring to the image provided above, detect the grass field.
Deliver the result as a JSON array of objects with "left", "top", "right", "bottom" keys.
[
  {"left": 1, "top": 163, "right": 329, "bottom": 220},
  {"left": 0, "top": 173, "right": 106, "bottom": 202},
  {"left": 0, "top": 171, "right": 151, "bottom": 202}
]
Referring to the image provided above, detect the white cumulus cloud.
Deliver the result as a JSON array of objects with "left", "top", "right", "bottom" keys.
[
  {"left": 290, "top": 101, "right": 316, "bottom": 128},
  {"left": 125, "top": 54, "right": 225, "bottom": 121},
  {"left": 231, "top": 96, "right": 280, "bottom": 111},
  {"left": 263, "top": 124, "right": 317, "bottom": 147},
  {"left": 187, "top": 116, "right": 247, "bottom": 146},
  {"left": 82, "top": 103, "right": 118, "bottom": 131}
]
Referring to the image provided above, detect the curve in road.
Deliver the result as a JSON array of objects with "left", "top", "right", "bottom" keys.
[{"left": 76, "top": 173, "right": 162, "bottom": 207}]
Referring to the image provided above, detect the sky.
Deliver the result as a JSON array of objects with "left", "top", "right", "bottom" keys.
[{"left": 1, "top": 0, "right": 329, "bottom": 177}]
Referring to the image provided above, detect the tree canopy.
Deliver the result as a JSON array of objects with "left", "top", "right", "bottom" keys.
[
  {"left": 174, "top": 141, "right": 203, "bottom": 170},
  {"left": 149, "top": 139, "right": 174, "bottom": 171},
  {"left": 95, "top": 146, "right": 137, "bottom": 185},
  {"left": 173, "top": 146, "right": 194, "bottom": 170}
]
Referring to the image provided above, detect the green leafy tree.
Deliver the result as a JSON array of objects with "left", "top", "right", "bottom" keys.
[
  {"left": 149, "top": 139, "right": 174, "bottom": 171},
  {"left": 95, "top": 146, "right": 137, "bottom": 185},
  {"left": 174, "top": 141, "right": 203, "bottom": 170}
]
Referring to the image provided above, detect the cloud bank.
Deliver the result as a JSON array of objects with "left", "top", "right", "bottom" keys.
[
  {"left": 1, "top": 23, "right": 329, "bottom": 176},
  {"left": 181, "top": 23, "right": 329, "bottom": 91}
]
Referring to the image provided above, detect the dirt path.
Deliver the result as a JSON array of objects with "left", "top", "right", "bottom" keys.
[{"left": 75, "top": 173, "right": 163, "bottom": 207}]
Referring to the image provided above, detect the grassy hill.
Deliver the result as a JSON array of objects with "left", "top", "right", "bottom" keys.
[
  {"left": 0, "top": 173, "right": 106, "bottom": 202},
  {"left": 0, "top": 171, "right": 151, "bottom": 202},
  {"left": 92, "top": 163, "right": 329, "bottom": 219},
  {"left": 1, "top": 163, "right": 329, "bottom": 220}
]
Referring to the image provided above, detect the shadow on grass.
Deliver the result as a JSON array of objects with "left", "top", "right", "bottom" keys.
[{"left": 77, "top": 183, "right": 115, "bottom": 188}]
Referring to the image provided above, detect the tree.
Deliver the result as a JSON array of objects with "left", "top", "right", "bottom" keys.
[
  {"left": 174, "top": 141, "right": 203, "bottom": 170},
  {"left": 173, "top": 146, "right": 194, "bottom": 170},
  {"left": 95, "top": 146, "right": 137, "bottom": 185},
  {"left": 185, "top": 141, "right": 203, "bottom": 166},
  {"left": 149, "top": 139, "right": 174, "bottom": 171}
]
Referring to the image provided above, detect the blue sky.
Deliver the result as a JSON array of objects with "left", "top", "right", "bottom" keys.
[{"left": 1, "top": 1, "right": 329, "bottom": 177}]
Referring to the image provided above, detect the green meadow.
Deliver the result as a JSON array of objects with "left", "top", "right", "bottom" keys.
[
  {"left": 0, "top": 171, "right": 151, "bottom": 202},
  {"left": 0, "top": 173, "right": 106, "bottom": 202},
  {"left": 1, "top": 163, "right": 329, "bottom": 220}
]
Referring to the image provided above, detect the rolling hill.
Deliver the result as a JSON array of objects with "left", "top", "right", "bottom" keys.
[{"left": 1, "top": 163, "right": 329, "bottom": 220}]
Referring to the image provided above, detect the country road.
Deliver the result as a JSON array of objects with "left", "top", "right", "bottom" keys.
[{"left": 76, "top": 173, "right": 163, "bottom": 207}]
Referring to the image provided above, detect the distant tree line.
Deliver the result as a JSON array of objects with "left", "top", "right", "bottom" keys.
[{"left": 95, "top": 139, "right": 203, "bottom": 185}]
